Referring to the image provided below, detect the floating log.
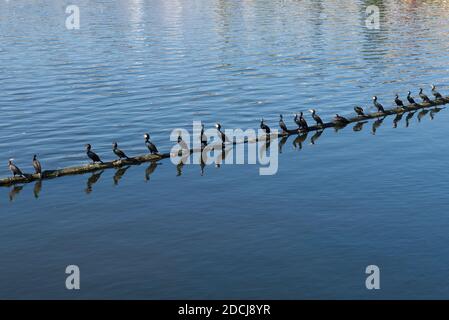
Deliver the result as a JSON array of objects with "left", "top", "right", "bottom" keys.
[{"left": 1, "top": 96, "right": 448, "bottom": 187}]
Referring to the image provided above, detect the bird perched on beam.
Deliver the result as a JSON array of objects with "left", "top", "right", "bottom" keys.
[
  {"left": 431, "top": 84, "right": 443, "bottom": 100},
  {"left": 85, "top": 144, "right": 104, "bottom": 164},
  {"left": 112, "top": 142, "right": 130, "bottom": 160},
  {"left": 260, "top": 119, "right": 271, "bottom": 134},
  {"left": 279, "top": 114, "right": 288, "bottom": 133},
  {"left": 32, "top": 154, "right": 42, "bottom": 177},
  {"left": 8, "top": 159, "right": 26, "bottom": 178},
  {"left": 354, "top": 106, "right": 365, "bottom": 116},
  {"left": 144, "top": 133, "right": 159, "bottom": 154},
  {"left": 419, "top": 88, "right": 431, "bottom": 103},
  {"left": 372, "top": 96, "right": 385, "bottom": 113},
  {"left": 333, "top": 114, "right": 349, "bottom": 124},
  {"left": 309, "top": 109, "right": 324, "bottom": 127},
  {"left": 407, "top": 91, "right": 416, "bottom": 104},
  {"left": 394, "top": 94, "right": 405, "bottom": 109}
]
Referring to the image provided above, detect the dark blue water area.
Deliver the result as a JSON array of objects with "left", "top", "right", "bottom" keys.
[{"left": 1, "top": 0, "right": 449, "bottom": 298}]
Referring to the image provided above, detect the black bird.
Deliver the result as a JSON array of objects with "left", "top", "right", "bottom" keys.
[
  {"left": 333, "top": 114, "right": 349, "bottom": 124},
  {"left": 177, "top": 131, "right": 189, "bottom": 152},
  {"left": 419, "top": 88, "right": 431, "bottom": 103},
  {"left": 372, "top": 96, "right": 385, "bottom": 113},
  {"left": 394, "top": 94, "right": 405, "bottom": 108},
  {"left": 32, "top": 154, "right": 42, "bottom": 176},
  {"left": 407, "top": 91, "right": 416, "bottom": 104},
  {"left": 431, "top": 84, "right": 443, "bottom": 100},
  {"left": 309, "top": 109, "right": 324, "bottom": 127},
  {"left": 8, "top": 159, "right": 25, "bottom": 178},
  {"left": 144, "top": 133, "right": 159, "bottom": 154},
  {"left": 85, "top": 144, "right": 103, "bottom": 164},
  {"left": 260, "top": 118, "right": 271, "bottom": 134},
  {"left": 215, "top": 123, "right": 230, "bottom": 144},
  {"left": 200, "top": 124, "right": 207, "bottom": 146},
  {"left": 113, "top": 142, "right": 130, "bottom": 160},
  {"left": 298, "top": 112, "right": 309, "bottom": 130},
  {"left": 354, "top": 106, "right": 365, "bottom": 116},
  {"left": 294, "top": 113, "right": 301, "bottom": 128},
  {"left": 279, "top": 114, "right": 288, "bottom": 133}
]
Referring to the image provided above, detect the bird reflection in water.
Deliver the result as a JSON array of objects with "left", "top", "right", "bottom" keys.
[
  {"left": 310, "top": 130, "right": 323, "bottom": 145},
  {"left": 293, "top": 132, "right": 308, "bottom": 150},
  {"left": 9, "top": 185, "right": 23, "bottom": 202},
  {"left": 417, "top": 109, "right": 430, "bottom": 122},
  {"left": 85, "top": 170, "right": 104, "bottom": 194},
  {"left": 33, "top": 180, "right": 42, "bottom": 199},
  {"left": 430, "top": 107, "right": 444, "bottom": 120},
  {"left": 393, "top": 112, "right": 404, "bottom": 128},
  {"left": 278, "top": 136, "right": 288, "bottom": 153},
  {"left": 371, "top": 116, "right": 386, "bottom": 135},
  {"left": 215, "top": 145, "right": 231, "bottom": 168},
  {"left": 405, "top": 111, "right": 416, "bottom": 127},
  {"left": 145, "top": 162, "right": 158, "bottom": 181},
  {"left": 353, "top": 121, "right": 367, "bottom": 132},
  {"left": 113, "top": 166, "right": 130, "bottom": 185}
]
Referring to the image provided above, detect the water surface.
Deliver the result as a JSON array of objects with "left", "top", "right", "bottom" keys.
[{"left": 1, "top": 0, "right": 449, "bottom": 299}]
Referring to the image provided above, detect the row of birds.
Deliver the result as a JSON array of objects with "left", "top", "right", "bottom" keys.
[
  {"left": 7, "top": 133, "right": 159, "bottom": 178},
  {"left": 6, "top": 85, "right": 444, "bottom": 179},
  {"left": 262, "top": 86, "right": 444, "bottom": 134}
]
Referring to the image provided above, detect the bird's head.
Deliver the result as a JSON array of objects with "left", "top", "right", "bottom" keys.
[
  {"left": 85, "top": 144, "right": 91, "bottom": 150},
  {"left": 33, "top": 154, "right": 37, "bottom": 160},
  {"left": 408, "top": 91, "right": 411, "bottom": 95},
  {"left": 144, "top": 133, "right": 149, "bottom": 140},
  {"left": 215, "top": 123, "right": 221, "bottom": 129},
  {"left": 308, "top": 109, "right": 315, "bottom": 113},
  {"left": 8, "top": 159, "right": 13, "bottom": 165},
  {"left": 419, "top": 88, "right": 423, "bottom": 93},
  {"left": 431, "top": 84, "right": 436, "bottom": 90},
  {"left": 112, "top": 142, "right": 118, "bottom": 148},
  {"left": 372, "top": 96, "right": 377, "bottom": 100}
]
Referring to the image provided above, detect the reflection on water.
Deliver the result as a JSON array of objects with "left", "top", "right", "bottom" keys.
[
  {"left": 85, "top": 170, "right": 104, "bottom": 194},
  {"left": 2, "top": 0, "right": 449, "bottom": 299}
]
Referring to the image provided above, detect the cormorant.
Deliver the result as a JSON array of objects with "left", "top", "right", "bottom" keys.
[
  {"left": 372, "top": 96, "right": 385, "bottom": 113},
  {"left": 299, "top": 112, "right": 308, "bottom": 130},
  {"left": 144, "top": 133, "right": 159, "bottom": 154},
  {"left": 85, "top": 144, "right": 103, "bottom": 164},
  {"left": 431, "top": 85, "right": 443, "bottom": 100},
  {"left": 419, "top": 88, "right": 431, "bottom": 103},
  {"left": 407, "top": 91, "right": 416, "bottom": 104},
  {"left": 113, "top": 142, "right": 130, "bottom": 160},
  {"left": 260, "top": 119, "right": 271, "bottom": 134},
  {"left": 215, "top": 123, "right": 230, "bottom": 144},
  {"left": 309, "top": 109, "right": 324, "bottom": 127},
  {"left": 8, "top": 159, "right": 25, "bottom": 178},
  {"left": 394, "top": 94, "right": 405, "bottom": 108},
  {"left": 333, "top": 114, "right": 349, "bottom": 124},
  {"left": 354, "top": 106, "right": 365, "bottom": 116},
  {"left": 200, "top": 124, "right": 207, "bottom": 146},
  {"left": 32, "top": 154, "right": 42, "bottom": 176},
  {"left": 279, "top": 114, "right": 288, "bottom": 133}
]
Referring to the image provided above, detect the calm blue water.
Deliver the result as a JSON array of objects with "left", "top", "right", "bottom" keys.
[{"left": 1, "top": 0, "right": 449, "bottom": 299}]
